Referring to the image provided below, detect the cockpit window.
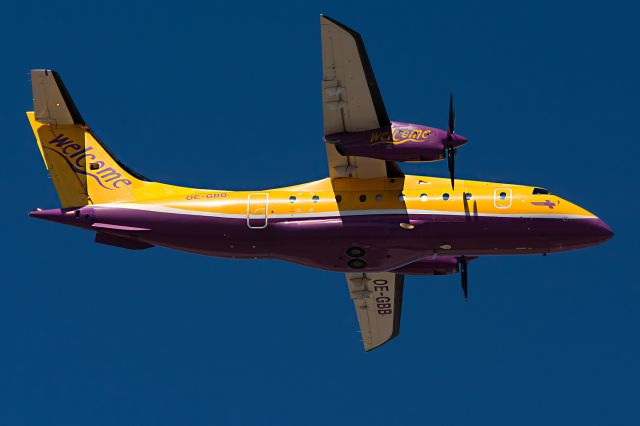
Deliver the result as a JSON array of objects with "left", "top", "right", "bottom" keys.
[{"left": 532, "top": 187, "right": 549, "bottom": 195}]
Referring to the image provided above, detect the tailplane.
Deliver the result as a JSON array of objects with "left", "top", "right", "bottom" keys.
[{"left": 28, "top": 70, "right": 150, "bottom": 208}]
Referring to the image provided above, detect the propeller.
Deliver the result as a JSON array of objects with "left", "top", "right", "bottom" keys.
[
  {"left": 446, "top": 93, "right": 456, "bottom": 190},
  {"left": 458, "top": 256, "right": 468, "bottom": 300}
]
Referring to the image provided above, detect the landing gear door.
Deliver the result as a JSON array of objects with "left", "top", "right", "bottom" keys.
[
  {"left": 247, "top": 193, "right": 268, "bottom": 229},
  {"left": 494, "top": 188, "right": 512, "bottom": 209}
]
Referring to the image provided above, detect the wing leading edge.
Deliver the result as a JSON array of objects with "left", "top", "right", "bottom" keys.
[
  {"left": 346, "top": 272, "right": 404, "bottom": 351},
  {"left": 320, "top": 15, "right": 401, "bottom": 179}
]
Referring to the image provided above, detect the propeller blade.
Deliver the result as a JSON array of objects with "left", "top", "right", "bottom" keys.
[
  {"left": 447, "top": 146, "right": 455, "bottom": 190},
  {"left": 446, "top": 92, "right": 456, "bottom": 189},
  {"left": 448, "top": 92, "right": 456, "bottom": 134},
  {"left": 459, "top": 257, "right": 468, "bottom": 300}
]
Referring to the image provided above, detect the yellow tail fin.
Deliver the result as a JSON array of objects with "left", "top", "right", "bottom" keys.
[{"left": 28, "top": 70, "right": 150, "bottom": 207}]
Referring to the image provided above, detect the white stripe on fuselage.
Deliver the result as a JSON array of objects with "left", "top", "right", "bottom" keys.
[{"left": 94, "top": 203, "right": 595, "bottom": 220}]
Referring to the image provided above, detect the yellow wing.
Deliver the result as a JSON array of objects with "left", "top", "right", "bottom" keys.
[
  {"left": 346, "top": 272, "right": 404, "bottom": 351},
  {"left": 320, "top": 16, "right": 400, "bottom": 179}
]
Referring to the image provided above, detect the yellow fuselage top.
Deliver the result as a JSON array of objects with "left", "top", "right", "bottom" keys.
[{"left": 106, "top": 175, "right": 594, "bottom": 221}]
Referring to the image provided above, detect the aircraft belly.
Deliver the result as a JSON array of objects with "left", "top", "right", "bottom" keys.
[
  {"left": 90, "top": 207, "right": 427, "bottom": 271},
  {"left": 88, "top": 206, "right": 598, "bottom": 269}
]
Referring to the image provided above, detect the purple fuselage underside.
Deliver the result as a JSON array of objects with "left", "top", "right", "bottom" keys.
[{"left": 31, "top": 207, "right": 613, "bottom": 272}]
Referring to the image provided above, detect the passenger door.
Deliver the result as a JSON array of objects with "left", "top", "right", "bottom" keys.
[
  {"left": 247, "top": 193, "right": 268, "bottom": 229},
  {"left": 494, "top": 188, "right": 512, "bottom": 209}
]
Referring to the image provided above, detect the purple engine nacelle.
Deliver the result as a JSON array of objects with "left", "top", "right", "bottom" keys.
[{"left": 326, "top": 121, "right": 468, "bottom": 162}]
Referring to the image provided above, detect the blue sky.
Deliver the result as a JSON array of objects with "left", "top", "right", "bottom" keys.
[{"left": 1, "top": 0, "right": 638, "bottom": 424}]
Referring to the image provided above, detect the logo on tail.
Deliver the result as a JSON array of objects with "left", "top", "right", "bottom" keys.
[{"left": 45, "top": 134, "right": 132, "bottom": 190}]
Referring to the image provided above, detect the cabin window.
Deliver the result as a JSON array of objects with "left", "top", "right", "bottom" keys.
[
  {"left": 375, "top": 194, "right": 383, "bottom": 202},
  {"left": 499, "top": 192, "right": 507, "bottom": 200},
  {"left": 289, "top": 196, "right": 296, "bottom": 203},
  {"left": 359, "top": 194, "right": 367, "bottom": 202},
  {"left": 336, "top": 195, "right": 342, "bottom": 203},
  {"left": 398, "top": 193, "right": 405, "bottom": 201},
  {"left": 464, "top": 193, "right": 472, "bottom": 200},
  {"left": 420, "top": 193, "right": 428, "bottom": 202},
  {"left": 443, "top": 193, "right": 450, "bottom": 201},
  {"left": 533, "top": 187, "right": 549, "bottom": 195},
  {"left": 312, "top": 195, "right": 319, "bottom": 203}
]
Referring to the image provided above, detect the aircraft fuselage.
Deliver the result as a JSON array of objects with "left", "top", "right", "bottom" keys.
[{"left": 30, "top": 175, "right": 612, "bottom": 272}]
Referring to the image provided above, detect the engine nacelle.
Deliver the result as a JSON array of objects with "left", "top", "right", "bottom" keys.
[
  {"left": 391, "top": 256, "right": 475, "bottom": 276},
  {"left": 326, "top": 121, "right": 467, "bottom": 162}
]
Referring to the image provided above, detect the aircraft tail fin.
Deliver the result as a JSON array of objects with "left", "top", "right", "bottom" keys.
[{"left": 28, "top": 70, "right": 150, "bottom": 208}]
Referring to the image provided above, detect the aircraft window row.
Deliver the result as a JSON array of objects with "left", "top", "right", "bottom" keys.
[
  {"left": 357, "top": 194, "right": 387, "bottom": 202},
  {"left": 294, "top": 193, "right": 476, "bottom": 204},
  {"left": 289, "top": 195, "right": 321, "bottom": 203}
]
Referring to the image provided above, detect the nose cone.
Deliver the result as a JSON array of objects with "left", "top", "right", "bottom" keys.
[
  {"left": 550, "top": 217, "right": 613, "bottom": 252},
  {"left": 590, "top": 217, "right": 614, "bottom": 244}
]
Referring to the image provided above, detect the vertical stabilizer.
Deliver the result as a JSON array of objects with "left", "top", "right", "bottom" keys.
[{"left": 28, "top": 70, "right": 150, "bottom": 208}]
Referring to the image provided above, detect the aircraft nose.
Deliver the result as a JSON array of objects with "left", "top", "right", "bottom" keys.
[
  {"left": 590, "top": 217, "right": 614, "bottom": 244},
  {"left": 549, "top": 216, "right": 613, "bottom": 252}
]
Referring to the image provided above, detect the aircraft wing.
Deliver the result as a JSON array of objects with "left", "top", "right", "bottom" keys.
[
  {"left": 321, "top": 15, "right": 401, "bottom": 179},
  {"left": 346, "top": 272, "right": 404, "bottom": 351}
]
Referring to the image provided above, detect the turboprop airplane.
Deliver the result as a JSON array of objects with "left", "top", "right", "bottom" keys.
[{"left": 27, "top": 15, "right": 612, "bottom": 351}]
